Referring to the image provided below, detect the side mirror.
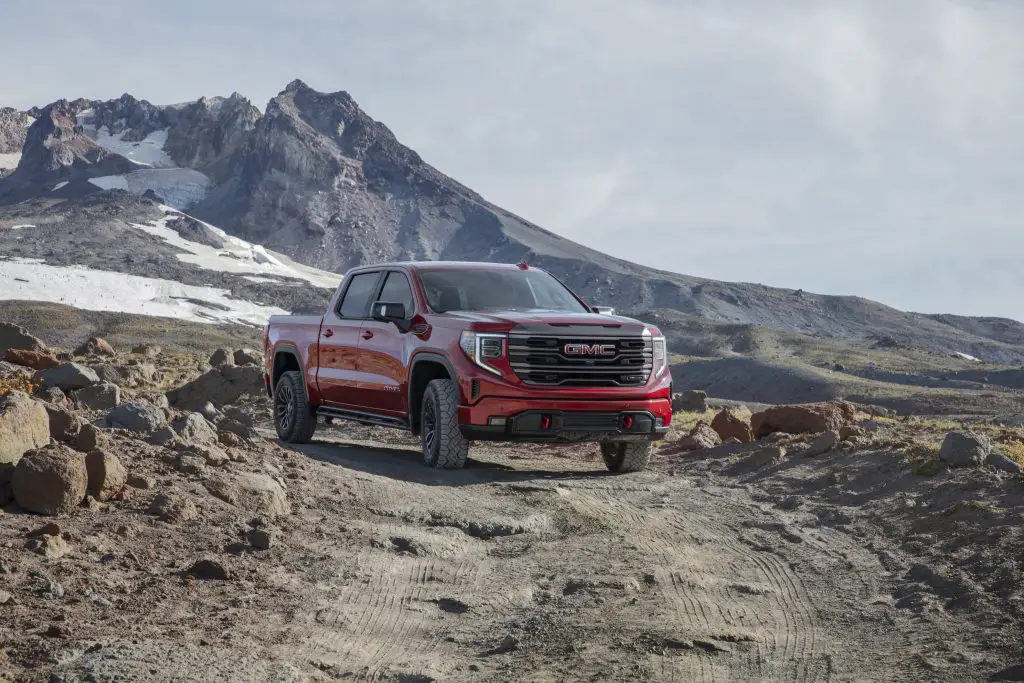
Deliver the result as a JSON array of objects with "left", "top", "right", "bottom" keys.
[
  {"left": 371, "top": 301, "right": 409, "bottom": 330},
  {"left": 591, "top": 305, "right": 615, "bottom": 316}
]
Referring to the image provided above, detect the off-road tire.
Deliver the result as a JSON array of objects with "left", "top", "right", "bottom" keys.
[
  {"left": 274, "top": 370, "right": 317, "bottom": 443},
  {"left": 421, "top": 379, "right": 469, "bottom": 469},
  {"left": 600, "top": 441, "right": 653, "bottom": 473}
]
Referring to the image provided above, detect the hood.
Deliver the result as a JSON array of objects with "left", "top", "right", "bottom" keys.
[{"left": 438, "top": 309, "right": 658, "bottom": 336}]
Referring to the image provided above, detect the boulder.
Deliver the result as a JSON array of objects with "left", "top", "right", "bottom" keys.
[
  {"left": 233, "top": 348, "right": 262, "bottom": 366},
  {"left": 74, "top": 424, "right": 101, "bottom": 453},
  {"left": 25, "top": 535, "right": 72, "bottom": 559},
  {"left": 0, "top": 392, "right": 51, "bottom": 466},
  {"left": 710, "top": 409, "right": 754, "bottom": 443},
  {"left": 92, "top": 362, "right": 159, "bottom": 388},
  {"left": 12, "top": 444, "right": 88, "bottom": 515},
  {"left": 85, "top": 450, "right": 127, "bottom": 502},
  {"left": 205, "top": 473, "right": 290, "bottom": 517},
  {"left": 44, "top": 404, "right": 84, "bottom": 443},
  {"left": 839, "top": 425, "right": 865, "bottom": 441},
  {"left": 186, "top": 558, "right": 231, "bottom": 580},
  {"left": 673, "top": 422, "right": 721, "bottom": 452},
  {"left": 247, "top": 528, "right": 275, "bottom": 550},
  {"left": 0, "top": 322, "right": 45, "bottom": 356},
  {"left": 672, "top": 390, "right": 708, "bottom": 413},
  {"left": 37, "top": 386, "right": 70, "bottom": 408},
  {"left": 173, "top": 412, "right": 218, "bottom": 446},
  {"left": 804, "top": 431, "right": 840, "bottom": 457},
  {"left": 218, "top": 430, "right": 245, "bottom": 447},
  {"left": 750, "top": 401, "right": 857, "bottom": 439},
  {"left": 105, "top": 402, "right": 166, "bottom": 434},
  {"left": 199, "top": 402, "right": 223, "bottom": 422},
  {"left": 35, "top": 363, "right": 100, "bottom": 391},
  {"left": 73, "top": 337, "right": 115, "bottom": 357},
  {"left": 167, "top": 365, "right": 264, "bottom": 411},
  {"left": 5, "top": 348, "right": 59, "bottom": 370},
  {"left": 209, "top": 348, "right": 233, "bottom": 367},
  {"left": 127, "top": 473, "right": 156, "bottom": 490},
  {"left": 73, "top": 382, "right": 121, "bottom": 410},
  {"left": 938, "top": 431, "right": 991, "bottom": 468}
]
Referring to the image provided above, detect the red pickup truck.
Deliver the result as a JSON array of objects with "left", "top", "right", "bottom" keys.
[{"left": 262, "top": 261, "right": 672, "bottom": 472}]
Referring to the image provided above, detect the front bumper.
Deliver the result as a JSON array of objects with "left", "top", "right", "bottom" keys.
[{"left": 458, "top": 397, "right": 672, "bottom": 443}]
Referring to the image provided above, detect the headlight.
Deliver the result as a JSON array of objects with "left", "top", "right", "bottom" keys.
[
  {"left": 459, "top": 331, "right": 505, "bottom": 375},
  {"left": 653, "top": 336, "right": 667, "bottom": 378}
]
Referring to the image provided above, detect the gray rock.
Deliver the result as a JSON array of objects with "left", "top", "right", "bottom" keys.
[
  {"left": 672, "top": 390, "right": 708, "bottom": 413},
  {"left": 205, "top": 473, "right": 290, "bottom": 517},
  {"left": 199, "top": 401, "right": 223, "bottom": 422},
  {"left": 247, "top": 527, "right": 275, "bottom": 550},
  {"left": 0, "top": 322, "right": 45, "bottom": 356},
  {"left": 74, "top": 424, "right": 101, "bottom": 453},
  {"left": 148, "top": 491, "right": 198, "bottom": 524},
  {"left": 0, "top": 392, "right": 51, "bottom": 466},
  {"left": 173, "top": 412, "right": 218, "bottom": 446},
  {"left": 804, "top": 431, "right": 840, "bottom": 457},
  {"left": 986, "top": 451, "right": 1023, "bottom": 474},
  {"left": 105, "top": 402, "right": 167, "bottom": 434},
  {"left": 34, "top": 363, "right": 100, "bottom": 391},
  {"left": 72, "top": 382, "right": 121, "bottom": 410},
  {"left": 209, "top": 348, "right": 233, "bottom": 367},
  {"left": 938, "top": 431, "right": 991, "bottom": 468},
  {"left": 44, "top": 404, "right": 84, "bottom": 443},
  {"left": 167, "top": 365, "right": 264, "bottom": 411},
  {"left": 85, "top": 450, "right": 127, "bottom": 502},
  {"left": 146, "top": 425, "right": 179, "bottom": 446},
  {"left": 12, "top": 444, "right": 88, "bottom": 516}
]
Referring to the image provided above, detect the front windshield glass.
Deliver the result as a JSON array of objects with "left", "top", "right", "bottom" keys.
[{"left": 417, "top": 268, "right": 588, "bottom": 313}]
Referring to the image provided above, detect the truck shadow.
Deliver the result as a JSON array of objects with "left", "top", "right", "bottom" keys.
[{"left": 276, "top": 438, "right": 614, "bottom": 487}]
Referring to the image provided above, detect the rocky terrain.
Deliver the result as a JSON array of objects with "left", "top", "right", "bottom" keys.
[{"left": 0, "top": 320, "right": 1022, "bottom": 682}]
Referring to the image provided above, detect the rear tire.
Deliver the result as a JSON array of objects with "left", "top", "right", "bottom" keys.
[
  {"left": 274, "top": 370, "right": 317, "bottom": 443},
  {"left": 600, "top": 441, "right": 653, "bottom": 473},
  {"left": 421, "top": 379, "right": 469, "bottom": 469}
]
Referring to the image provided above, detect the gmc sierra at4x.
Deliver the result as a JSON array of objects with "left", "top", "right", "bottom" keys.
[{"left": 262, "top": 261, "right": 673, "bottom": 472}]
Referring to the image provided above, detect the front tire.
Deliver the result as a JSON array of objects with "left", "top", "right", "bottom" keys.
[
  {"left": 274, "top": 370, "right": 317, "bottom": 443},
  {"left": 600, "top": 441, "right": 653, "bottom": 473},
  {"left": 421, "top": 379, "right": 469, "bottom": 469}
]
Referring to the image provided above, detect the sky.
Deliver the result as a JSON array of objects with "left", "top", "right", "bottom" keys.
[{"left": 2, "top": 0, "right": 1023, "bottom": 322}]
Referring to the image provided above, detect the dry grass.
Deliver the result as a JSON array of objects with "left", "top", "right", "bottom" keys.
[
  {"left": 1000, "top": 441, "right": 1024, "bottom": 467},
  {"left": 0, "top": 374, "right": 37, "bottom": 397}
]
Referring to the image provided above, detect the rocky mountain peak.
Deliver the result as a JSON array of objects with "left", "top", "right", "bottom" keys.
[
  {"left": 0, "top": 107, "right": 32, "bottom": 155},
  {"left": 18, "top": 101, "right": 120, "bottom": 176}
]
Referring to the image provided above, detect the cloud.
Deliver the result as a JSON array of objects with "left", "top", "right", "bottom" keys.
[{"left": 1, "top": 0, "right": 1022, "bottom": 321}]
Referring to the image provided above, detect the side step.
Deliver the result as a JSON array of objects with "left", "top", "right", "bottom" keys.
[{"left": 316, "top": 406, "right": 410, "bottom": 430}]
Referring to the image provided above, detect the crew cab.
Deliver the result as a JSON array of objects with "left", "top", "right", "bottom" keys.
[{"left": 262, "top": 261, "right": 673, "bottom": 472}]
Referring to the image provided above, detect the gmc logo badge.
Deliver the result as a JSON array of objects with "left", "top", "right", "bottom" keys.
[{"left": 563, "top": 343, "right": 616, "bottom": 356}]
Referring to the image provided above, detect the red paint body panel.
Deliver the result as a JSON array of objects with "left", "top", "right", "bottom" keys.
[{"left": 264, "top": 262, "right": 673, "bottom": 438}]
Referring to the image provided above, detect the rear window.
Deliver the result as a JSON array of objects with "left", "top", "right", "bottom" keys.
[
  {"left": 417, "top": 268, "right": 587, "bottom": 313},
  {"left": 338, "top": 272, "right": 379, "bottom": 318}
]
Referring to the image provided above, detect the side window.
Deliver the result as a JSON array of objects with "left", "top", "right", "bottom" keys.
[
  {"left": 337, "top": 272, "right": 380, "bottom": 318},
  {"left": 378, "top": 272, "right": 415, "bottom": 315}
]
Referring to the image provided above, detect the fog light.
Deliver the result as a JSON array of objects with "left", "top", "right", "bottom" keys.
[{"left": 488, "top": 416, "right": 507, "bottom": 426}]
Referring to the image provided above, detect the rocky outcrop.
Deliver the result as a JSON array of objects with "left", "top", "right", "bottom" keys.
[
  {"left": 0, "top": 107, "right": 32, "bottom": 155},
  {"left": 12, "top": 444, "right": 88, "bottom": 515},
  {"left": 0, "top": 392, "right": 51, "bottom": 466},
  {"left": 750, "top": 402, "right": 857, "bottom": 439}
]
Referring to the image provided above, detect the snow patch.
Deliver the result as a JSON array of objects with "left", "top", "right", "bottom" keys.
[
  {"left": 0, "top": 258, "right": 286, "bottom": 327},
  {"left": 129, "top": 207, "right": 339, "bottom": 289},
  {"left": 52, "top": 181, "right": 69, "bottom": 191},
  {"left": 0, "top": 152, "right": 21, "bottom": 170},
  {"left": 8, "top": 225, "right": 35, "bottom": 230},
  {"left": 95, "top": 128, "right": 174, "bottom": 168},
  {"left": 954, "top": 352, "right": 981, "bottom": 362},
  {"left": 90, "top": 168, "right": 211, "bottom": 209}
]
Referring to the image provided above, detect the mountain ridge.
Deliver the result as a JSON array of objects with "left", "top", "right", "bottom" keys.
[{"left": 2, "top": 80, "right": 1023, "bottom": 365}]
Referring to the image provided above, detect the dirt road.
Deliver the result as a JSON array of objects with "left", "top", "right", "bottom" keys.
[{"left": 9, "top": 421, "right": 1020, "bottom": 682}]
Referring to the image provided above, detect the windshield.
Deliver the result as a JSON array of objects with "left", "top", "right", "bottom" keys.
[{"left": 417, "top": 267, "right": 588, "bottom": 313}]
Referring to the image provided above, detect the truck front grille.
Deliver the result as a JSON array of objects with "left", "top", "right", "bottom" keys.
[{"left": 508, "top": 334, "right": 652, "bottom": 387}]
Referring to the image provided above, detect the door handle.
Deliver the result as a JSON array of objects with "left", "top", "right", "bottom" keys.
[
  {"left": 323, "top": 328, "right": 334, "bottom": 338},
  {"left": 361, "top": 330, "right": 374, "bottom": 340}
]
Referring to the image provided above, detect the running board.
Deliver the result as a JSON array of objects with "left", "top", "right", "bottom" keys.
[{"left": 316, "top": 406, "right": 410, "bottom": 430}]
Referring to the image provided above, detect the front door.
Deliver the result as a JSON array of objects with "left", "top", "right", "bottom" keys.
[
  {"left": 316, "top": 270, "right": 382, "bottom": 408},
  {"left": 354, "top": 270, "right": 416, "bottom": 416}
]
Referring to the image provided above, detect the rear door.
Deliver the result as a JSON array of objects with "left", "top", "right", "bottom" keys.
[
  {"left": 316, "top": 270, "right": 382, "bottom": 408},
  {"left": 353, "top": 270, "right": 417, "bottom": 416}
]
